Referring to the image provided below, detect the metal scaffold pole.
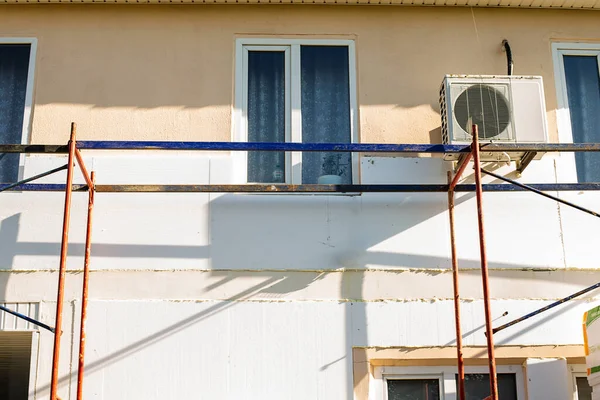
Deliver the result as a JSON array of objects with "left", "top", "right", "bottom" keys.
[
  {"left": 50, "top": 123, "right": 77, "bottom": 400},
  {"left": 76, "top": 171, "right": 95, "bottom": 400},
  {"left": 472, "top": 125, "right": 499, "bottom": 400},
  {"left": 0, "top": 305, "right": 55, "bottom": 333},
  {"left": 447, "top": 170, "right": 466, "bottom": 400}
]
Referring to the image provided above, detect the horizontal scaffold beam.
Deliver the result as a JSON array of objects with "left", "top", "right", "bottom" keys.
[
  {"left": 2, "top": 183, "right": 600, "bottom": 193},
  {"left": 3, "top": 142, "right": 600, "bottom": 154}
]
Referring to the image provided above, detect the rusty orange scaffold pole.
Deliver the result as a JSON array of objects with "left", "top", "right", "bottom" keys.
[
  {"left": 447, "top": 171, "right": 465, "bottom": 400},
  {"left": 451, "top": 153, "right": 473, "bottom": 190},
  {"left": 472, "top": 124, "right": 499, "bottom": 400},
  {"left": 75, "top": 148, "right": 94, "bottom": 189},
  {"left": 77, "top": 171, "right": 95, "bottom": 400},
  {"left": 50, "top": 122, "right": 77, "bottom": 400}
]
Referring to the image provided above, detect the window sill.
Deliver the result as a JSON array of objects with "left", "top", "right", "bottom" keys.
[{"left": 219, "top": 182, "right": 363, "bottom": 196}]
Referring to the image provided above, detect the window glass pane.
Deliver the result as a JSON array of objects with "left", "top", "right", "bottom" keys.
[
  {"left": 387, "top": 379, "right": 440, "bottom": 400},
  {"left": 0, "top": 44, "right": 30, "bottom": 183},
  {"left": 563, "top": 55, "right": 600, "bottom": 182},
  {"left": 247, "top": 51, "right": 286, "bottom": 183},
  {"left": 456, "top": 373, "right": 517, "bottom": 400},
  {"left": 576, "top": 377, "right": 592, "bottom": 400},
  {"left": 300, "top": 46, "right": 352, "bottom": 184}
]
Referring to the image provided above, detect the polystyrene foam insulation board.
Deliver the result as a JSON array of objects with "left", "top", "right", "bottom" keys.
[{"left": 584, "top": 306, "right": 600, "bottom": 387}]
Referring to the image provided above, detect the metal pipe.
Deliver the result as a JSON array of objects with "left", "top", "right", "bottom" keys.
[
  {"left": 493, "top": 282, "right": 600, "bottom": 335},
  {"left": 502, "top": 39, "right": 514, "bottom": 76},
  {"left": 91, "top": 183, "right": 600, "bottom": 193},
  {"left": 0, "top": 304, "right": 55, "bottom": 333},
  {"left": 75, "top": 148, "right": 93, "bottom": 189},
  {"left": 4, "top": 142, "right": 600, "bottom": 154},
  {"left": 0, "top": 144, "right": 68, "bottom": 154},
  {"left": 5, "top": 182, "right": 600, "bottom": 193},
  {"left": 77, "top": 171, "right": 95, "bottom": 400},
  {"left": 50, "top": 123, "right": 77, "bottom": 400},
  {"left": 450, "top": 153, "right": 473, "bottom": 190},
  {"left": 472, "top": 125, "right": 499, "bottom": 400},
  {"left": 75, "top": 141, "right": 472, "bottom": 153},
  {"left": 0, "top": 164, "right": 68, "bottom": 193},
  {"left": 482, "top": 168, "right": 600, "bottom": 219},
  {"left": 0, "top": 184, "right": 88, "bottom": 192},
  {"left": 93, "top": 183, "right": 600, "bottom": 193},
  {"left": 447, "top": 171, "right": 466, "bottom": 400},
  {"left": 72, "top": 141, "right": 600, "bottom": 153}
]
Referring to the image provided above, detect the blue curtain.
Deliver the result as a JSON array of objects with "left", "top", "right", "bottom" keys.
[
  {"left": 246, "top": 46, "right": 352, "bottom": 184},
  {"left": 0, "top": 44, "right": 30, "bottom": 183},
  {"left": 247, "top": 51, "right": 286, "bottom": 183},
  {"left": 563, "top": 55, "right": 600, "bottom": 182},
  {"left": 301, "top": 46, "right": 352, "bottom": 184}
]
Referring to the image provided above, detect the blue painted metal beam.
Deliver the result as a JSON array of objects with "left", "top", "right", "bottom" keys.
[
  {"left": 75, "top": 141, "right": 600, "bottom": 152},
  {"left": 0, "top": 304, "right": 56, "bottom": 333},
  {"left": 3, "top": 183, "right": 600, "bottom": 192},
  {"left": 483, "top": 168, "right": 600, "bottom": 219},
  {"left": 76, "top": 141, "right": 468, "bottom": 153},
  {"left": 0, "top": 184, "right": 88, "bottom": 192},
  {"left": 492, "top": 282, "right": 600, "bottom": 335},
  {"left": 0, "top": 164, "right": 69, "bottom": 193},
  {"left": 3, "top": 142, "right": 600, "bottom": 153}
]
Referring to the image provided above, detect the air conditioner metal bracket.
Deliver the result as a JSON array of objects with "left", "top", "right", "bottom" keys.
[
  {"left": 516, "top": 151, "right": 537, "bottom": 175},
  {"left": 453, "top": 152, "right": 471, "bottom": 173}
]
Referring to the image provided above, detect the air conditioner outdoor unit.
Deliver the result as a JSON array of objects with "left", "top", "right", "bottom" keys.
[{"left": 440, "top": 75, "right": 548, "bottom": 162}]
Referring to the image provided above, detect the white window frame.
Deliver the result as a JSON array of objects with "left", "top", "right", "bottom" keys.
[
  {"left": 232, "top": 38, "right": 359, "bottom": 184},
  {"left": 552, "top": 42, "right": 600, "bottom": 182},
  {"left": 0, "top": 38, "right": 37, "bottom": 181},
  {"left": 569, "top": 364, "right": 590, "bottom": 400},
  {"left": 371, "top": 365, "right": 526, "bottom": 400}
]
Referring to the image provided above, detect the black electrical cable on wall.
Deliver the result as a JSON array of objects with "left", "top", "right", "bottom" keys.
[{"left": 502, "top": 39, "right": 514, "bottom": 75}]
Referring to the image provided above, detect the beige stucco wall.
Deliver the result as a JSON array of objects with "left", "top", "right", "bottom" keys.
[{"left": 1, "top": 5, "right": 600, "bottom": 144}]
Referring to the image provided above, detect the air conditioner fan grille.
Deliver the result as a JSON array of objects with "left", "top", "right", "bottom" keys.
[{"left": 454, "top": 84, "right": 511, "bottom": 139}]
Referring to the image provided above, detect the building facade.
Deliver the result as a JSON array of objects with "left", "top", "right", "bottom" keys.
[{"left": 1, "top": 3, "right": 600, "bottom": 399}]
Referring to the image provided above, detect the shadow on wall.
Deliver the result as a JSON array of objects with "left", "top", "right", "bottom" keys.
[
  {"left": 443, "top": 298, "right": 584, "bottom": 348},
  {"left": 0, "top": 182, "right": 538, "bottom": 274},
  {"left": 0, "top": 213, "right": 210, "bottom": 268},
  {"left": 0, "top": 185, "right": 578, "bottom": 398},
  {"left": 0, "top": 190, "right": 433, "bottom": 398}
]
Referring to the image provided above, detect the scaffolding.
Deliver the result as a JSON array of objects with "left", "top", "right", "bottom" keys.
[{"left": 2, "top": 122, "right": 600, "bottom": 400}]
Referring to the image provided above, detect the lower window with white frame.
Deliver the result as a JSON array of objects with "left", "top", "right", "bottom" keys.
[
  {"left": 233, "top": 38, "right": 358, "bottom": 185},
  {"left": 571, "top": 365, "right": 593, "bottom": 400},
  {"left": 375, "top": 366, "right": 525, "bottom": 400},
  {"left": 575, "top": 376, "right": 592, "bottom": 400}
]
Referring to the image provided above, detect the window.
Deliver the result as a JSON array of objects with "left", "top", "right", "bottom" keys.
[
  {"left": 374, "top": 366, "right": 525, "bottom": 400},
  {"left": 575, "top": 377, "right": 592, "bottom": 400},
  {"left": 385, "top": 374, "right": 517, "bottom": 400},
  {"left": 553, "top": 43, "right": 600, "bottom": 182},
  {"left": 0, "top": 331, "right": 37, "bottom": 400},
  {"left": 459, "top": 373, "right": 518, "bottom": 400},
  {"left": 0, "top": 39, "right": 36, "bottom": 184},
  {"left": 233, "top": 39, "right": 358, "bottom": 184},
  {"left": 571, "top": 366, "right": 593, "bottom": 400},
  {"left": 387, "top": 377, "right": 441, "bottom": 400}
]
